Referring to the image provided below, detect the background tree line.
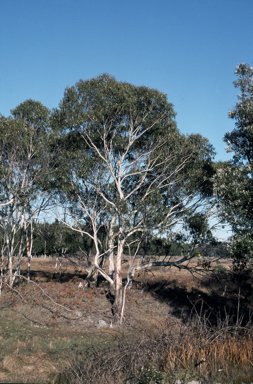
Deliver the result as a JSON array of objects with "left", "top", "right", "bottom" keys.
[{"left": 1, "top": 219, "right": 229, "bottom": 258}]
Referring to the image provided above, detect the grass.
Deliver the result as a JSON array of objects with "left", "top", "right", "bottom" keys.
[
  {"left": 0, "top": 256, "right": 252, "bottom": 383},
  {"left": 51, "top": 314, "right": 253, "bottom": 383}
]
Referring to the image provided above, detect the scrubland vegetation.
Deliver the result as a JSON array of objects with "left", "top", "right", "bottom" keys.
[
  {"left": 0, "top": 256, "right": 253, "bottom": 383},
  {"left": 0, "top": 62, "right": 253, "bottom": 382}
]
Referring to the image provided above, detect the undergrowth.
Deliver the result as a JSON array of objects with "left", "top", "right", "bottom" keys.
[{"left": 51, "top": 306, "right": 253, "bottom": 384}]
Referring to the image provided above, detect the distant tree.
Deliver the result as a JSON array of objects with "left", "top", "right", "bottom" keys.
[
  {"left": 214, "top": 63, "right": 253, "bottom": 270},
  {"left": 200, "top": 242, "right": 230, "bottom": 259},
  {"left": 32, "top": 220, "right": 89, "bottom": 256},
  {"left": 52, "top": 74, "right": 218, "bottom": 325}
]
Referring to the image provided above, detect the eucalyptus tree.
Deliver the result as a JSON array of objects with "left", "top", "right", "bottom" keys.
[
  {"left": 0, "top": 100, "right": 52, "bottom": 288},
  {"left": 53, "top": 74, "right": 217, "bottom": 324},
  {"left": 214, "top": 63, "right": 253, "bottom": 270}
]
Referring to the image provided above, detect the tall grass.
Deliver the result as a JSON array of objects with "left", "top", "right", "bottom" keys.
[{"left": 51, "top": 308, "right": 253, "bottom": 384}]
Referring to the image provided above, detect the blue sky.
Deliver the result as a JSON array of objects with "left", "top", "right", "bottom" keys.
[{"left": 1, "top": 0, "right": 253, "bottom": 165}]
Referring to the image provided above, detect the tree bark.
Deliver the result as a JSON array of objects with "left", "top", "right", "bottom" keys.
[
  {"left": 112, "top": 281, "right": 123, "bottom": 325},
  {"left": 108, "top": 215, "right": 115, "bottom": 279},
  {"left": 112, "top": 230, "right": 124, "bottom": 325}
]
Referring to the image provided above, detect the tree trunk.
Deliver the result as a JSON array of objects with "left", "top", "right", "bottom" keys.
[
  {"left": 15, "top": 224, "right": 24, "bottom": 285},
  {"left": 112, "top": 280, "right": 123, "bottom": 325},
  {"left": 108, "top": 215, "right": 115, "bottom": 279},
  {"left": 8, "top": 235, "right": 14, "bottom": 286},
  {"left": 24, "top": 221, "right": 32, "bottom": 282},
  {"left": 95, "top": 254, "right": 104, "bottom": 287},
  {"left": 112, "top": 231, "right": 124, "bottom": 325}
]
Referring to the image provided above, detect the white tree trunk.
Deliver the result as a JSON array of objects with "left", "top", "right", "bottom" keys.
[
  {"left": 112, "top": 230, "right": 124, "bottom": 325},
  {"left": 108, "top": 215, "right": 115, "bottom": 279}
]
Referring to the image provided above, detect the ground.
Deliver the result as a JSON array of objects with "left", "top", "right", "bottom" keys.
[{"left": 0, "top": 256, "right": 251, "bottom": 383}]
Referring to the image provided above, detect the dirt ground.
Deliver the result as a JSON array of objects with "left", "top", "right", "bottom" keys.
[{"left": 0, "top": 256, "right": 248, "bottom": 383}]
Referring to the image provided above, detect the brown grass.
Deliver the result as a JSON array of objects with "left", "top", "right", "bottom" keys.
[
  {"left": 52, "top": 316, "right": 253, "bottom": 383},
  {"left": 0, "top": 256, "right": 252, "bottom": 383}
]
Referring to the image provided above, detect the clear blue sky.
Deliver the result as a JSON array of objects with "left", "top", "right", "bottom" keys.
[{"left": 1, "top": 0, "right": 253, "bottom": 164}]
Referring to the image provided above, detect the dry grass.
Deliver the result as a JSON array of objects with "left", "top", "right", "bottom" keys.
[
  {"left": 52, "top": 315, "right": 253, "bottom": 383},
  {"left": 0, "top": 256, "right": 253, "bottom": 383}
]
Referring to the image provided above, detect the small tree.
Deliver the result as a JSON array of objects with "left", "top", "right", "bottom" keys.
[
  {"left": 53, "top": 74, "right": 218, "bottom": 325},
  {"left": 214, "top": 63, "right": 253, "bottom": 270},
  {"left": 0, "top": 100, "right": 52, "bottom": 288}
]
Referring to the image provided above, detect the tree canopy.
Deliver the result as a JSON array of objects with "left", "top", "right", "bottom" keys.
[
  {"left": 214, "top": 63, "right": 253, "bottom": 270},
  {"left": 50, "top": 74, "right": 217, "bottom": 324},
  {"left": 0, "top": 100, "right": 53, "bottom": 285}
]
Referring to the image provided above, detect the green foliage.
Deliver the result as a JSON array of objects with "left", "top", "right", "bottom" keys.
[
  {"left": 200, "top": 241, "right": 230, "bottom": 258},
  {"left": 52, "top": 74, "right": 217, "bottom": 260},
  {"left": 184, "top": 212, "right": 216, "bottom": 245},
  {"left": 212, "top": 261, "right": 227, "bottom": 278},
  {"left": 11, "top": 99, "right": 50, "bottom": 132},
  {"left": 136, "top": 366, "right": 164, "bottom": 384},
  {"left": 225, "top": 63, "right": 253, "bottom": 165},
  {"left": 214, "top": 63, "right": 253, "bottom": 269},
  {"left": 0, "top": 100, "right": 52, "bottom": 197},
  {"left": 32, "top": 220, "right": 92, "bottom": 255},
  {"left": 229, "top": 233, "right": 253, "bottom": 272},
  {"left": 0, "top": 101, "right": 54, "bottom": 274}
]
